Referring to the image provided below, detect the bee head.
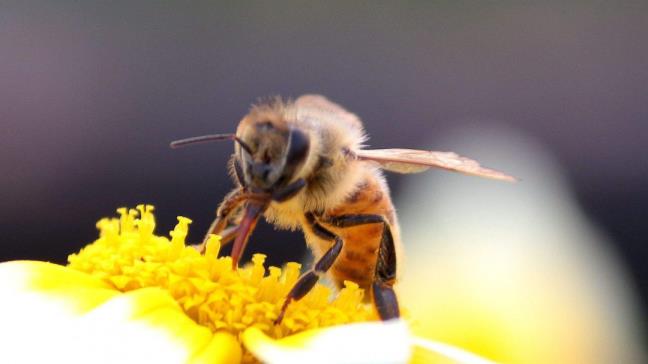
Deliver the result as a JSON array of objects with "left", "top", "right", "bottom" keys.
[
  {"left": 169, "top": 99, "right": 311, "bottom": 192},
  {"left": 237, "top": 110, "right": 310, "bottom": 191}
]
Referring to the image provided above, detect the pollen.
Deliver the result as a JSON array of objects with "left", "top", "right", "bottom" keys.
[{"left": 67, "top": 205, "right": 377, "bottom": 355}]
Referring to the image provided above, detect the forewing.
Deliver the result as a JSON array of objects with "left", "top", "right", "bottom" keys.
[
  {"left": 294, "top": 94, "right": 363, "bottom": 130},
  {"left": 355, "top": 148, "right": 516, "bottom": 181}
]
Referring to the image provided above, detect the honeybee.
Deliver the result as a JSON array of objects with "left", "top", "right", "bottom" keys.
[{"left": 171, "top": 95, "right": 514, "bottom": 323}]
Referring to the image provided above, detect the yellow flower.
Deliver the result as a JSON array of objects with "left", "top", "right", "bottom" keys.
[{"left": 0, "top": 205, "right": 497, "bottom": 363}]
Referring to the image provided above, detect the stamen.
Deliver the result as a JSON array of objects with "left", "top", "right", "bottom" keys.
[{"left": 68, "top": 206, "right": 378, "bottom": 348}]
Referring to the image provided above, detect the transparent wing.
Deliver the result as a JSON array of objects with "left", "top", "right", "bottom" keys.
[
  {"left": 294, "top": 94, "right": 363, "bottom": 130},
  {"left": 355, "top": 148, "right": 516, "bottom": 182}
]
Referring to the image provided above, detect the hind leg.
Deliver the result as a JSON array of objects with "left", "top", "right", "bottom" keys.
[
  {"left": 319, "top": 214, "right": 400, "bottom": 321},
  {"left": 372, "top": 281, "right": 399, "bottom": 320}
]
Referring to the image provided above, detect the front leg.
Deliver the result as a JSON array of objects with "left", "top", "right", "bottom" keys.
[
  {"left": 198, "top": 187, "right": 268, "bottom": 252},
  {"left": 198, "top": 178, "right": 305, "bottom": 253},
  {"left": 271, "top": 178, "right": 306, "bottom": 202},
  {"left": 195, "top": 188, "right": 248, "bottom": 253},
  {"left": 275, "top": 213, "right": 342, "bottom": 324}
]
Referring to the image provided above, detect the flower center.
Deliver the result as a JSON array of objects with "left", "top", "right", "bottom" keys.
[{"left": 67, "top": 205, "right": 377, "bottom": 340}]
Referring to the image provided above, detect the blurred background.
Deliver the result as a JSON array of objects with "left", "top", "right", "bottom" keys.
[{"left": 1, "top": 2, "right": 646, "bottom": 362}]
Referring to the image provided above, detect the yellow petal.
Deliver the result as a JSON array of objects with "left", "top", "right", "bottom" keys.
[
  {"left": 0, "top": 261, "right": 240, "bottom": 364},
  {"left": 242, "top": 319, "right": 412, "bottom": 364}
]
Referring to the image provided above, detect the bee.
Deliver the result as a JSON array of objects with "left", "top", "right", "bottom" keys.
[{"left": 170, "top": 95, "right": 515, "bottom": 323}]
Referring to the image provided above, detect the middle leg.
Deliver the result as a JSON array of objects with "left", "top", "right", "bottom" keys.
[{"left": 275, "top": 214, "right": 342, "bottom": 324}]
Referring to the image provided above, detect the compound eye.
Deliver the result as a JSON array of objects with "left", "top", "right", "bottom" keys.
[{"left": 285, "top": 128, "right": 310, "bottom": 165}]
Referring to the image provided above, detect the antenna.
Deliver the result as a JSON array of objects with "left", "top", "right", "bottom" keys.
[{"left": 170, "top": 133, "right": 253, "bottom": 154}]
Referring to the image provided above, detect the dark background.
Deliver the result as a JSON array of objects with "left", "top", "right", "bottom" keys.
[{"left": 1, "top": 0, "right": 646, "bottom": 329}]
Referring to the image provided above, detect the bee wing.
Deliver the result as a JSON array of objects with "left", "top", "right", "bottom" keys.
[
  {"left": 355, "top": 148, "right": 516, "bottom": 182},
  {"left": 294, "top": 94, "right": 364, "bottom": 130},
  {"left": 295, "top": 94, "right": 348, "bottom": 115}
]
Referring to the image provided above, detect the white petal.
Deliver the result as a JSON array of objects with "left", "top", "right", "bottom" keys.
[
  {"left": 244, "top": 319, "right": 412, "bottom": 364},
  {"left": 0, "top": 261, "right": 222, "bottom": 364},
  {"left": 412, "top": 337, "right": 497, "bottom": 364}
]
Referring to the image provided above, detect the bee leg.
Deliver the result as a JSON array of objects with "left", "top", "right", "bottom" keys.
[
  {"left": 194, "top": 217, "right": 236, "bottom": 254},
  {"left": 320, "top": 214, "right": 400, "bottom": 320},
  {"left": 271, "top": 178, "right": 306, "bottom": 202},
  {"left": 372, "top": 227, "right": 399, "bottom": 320},
  {"left": 195, "top": 224, "right": 238, "bottom": 251},
  {"left": 195, "top": 188, "right": 248, "bottom": 253},
  {"left": 230, "top": 156, "right": 245, "bottom": 186},
  {"left": 275, "top": 216, "right": 342, "bottom": 324}
]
